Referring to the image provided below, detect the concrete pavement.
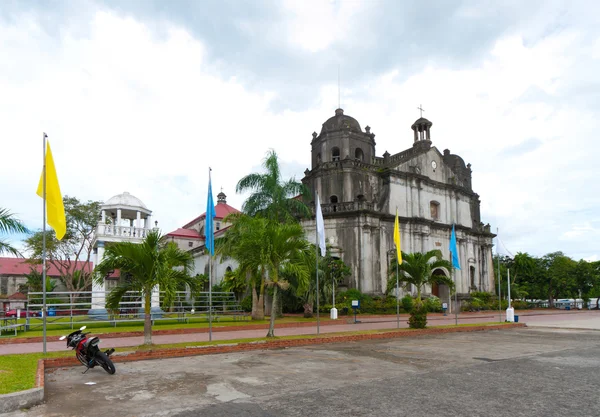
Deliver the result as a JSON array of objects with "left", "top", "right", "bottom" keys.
[
  {"left": 0, "top": 310, "right": 597, "bottom": 355},
  {"left": 4, "top": 326, "right": 600, "bottom": 417}
]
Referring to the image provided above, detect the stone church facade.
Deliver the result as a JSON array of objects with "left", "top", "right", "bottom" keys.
[{"left": 300, "top": 109, "right": 495, "bottom": 308}]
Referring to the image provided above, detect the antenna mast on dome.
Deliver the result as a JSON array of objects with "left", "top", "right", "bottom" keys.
[{"left": 338, "top": 64, "right": 341, "bottom": 109}]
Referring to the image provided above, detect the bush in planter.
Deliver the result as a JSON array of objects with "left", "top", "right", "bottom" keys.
[{"left": 408, "top": 303, "right": 427, "bottom": 328}]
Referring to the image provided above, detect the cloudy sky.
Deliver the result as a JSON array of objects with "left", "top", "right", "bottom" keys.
[{"left": 1, "top": 0, "right": 598, "bottom": 261}]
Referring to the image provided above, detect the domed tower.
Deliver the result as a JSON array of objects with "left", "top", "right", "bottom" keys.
[
  {"left": 311, "top": 108, "right": 376, "bottom": 168},
  {"left": 90, "top": 191, "right": 158, "bottom": 319},
  {"left": 306, "top": 108, "right": 377, "bottom": 208}
]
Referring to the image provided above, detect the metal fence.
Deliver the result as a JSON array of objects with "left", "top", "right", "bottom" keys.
[{"left": 24, "top": 290, "right": 248, "bottom": 331}]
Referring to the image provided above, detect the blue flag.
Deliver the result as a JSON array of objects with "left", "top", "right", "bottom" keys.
[
  {"left": 449, "top": 224, "right": 461, "bottom": 270},
  {"left": 205, "top": 174, "right": 216, "bottom": 256}
]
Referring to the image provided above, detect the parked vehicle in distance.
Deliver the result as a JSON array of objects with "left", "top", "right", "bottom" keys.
[{"left": 5, "top": 309, "right": 40, "bottom": 318}]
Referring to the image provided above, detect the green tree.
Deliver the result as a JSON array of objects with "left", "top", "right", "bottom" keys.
[
  {"left": 0, "top": 208, "right": 29, "bottom": 256},
  {"left": 18, "top": 267, "right": 57, "bottom": 295},
  {"left": 236, "top": 149, "right": 311, "bottom": 222},
  {"left": 287, "top": 248, "right": 351, "bottom": 318},
  {"left": 24, "top": 196, "right": 102, "bottom": 293},
  {"left": 216, "top": 213, "right": 267, "bottom": 320},
  {"left": 221, "top": 267, "right": 248, "bottom": 302},
  {"left": 386, "top": 250, "right": 454, "bottom": 328},
  {"left": 540, "top": 252, "right": 577, "bottom": 307},
  {"left": 94, "top": 230, "right": 199, "bottom": 345},
  {"left": 217, "top": 214, "right": 311, "bottom": 336}
]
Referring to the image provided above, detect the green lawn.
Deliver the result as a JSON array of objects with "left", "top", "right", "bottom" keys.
[
  {"left": 12, "top": 316, "right": 319, "bottom": 338},
  {"left": 0, "top": 321, "right": 505, "bottom": 395}
]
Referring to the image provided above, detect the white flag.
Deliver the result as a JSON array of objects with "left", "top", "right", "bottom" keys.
[
  {"left": 496, "top": 236, "right": 513, "bottom": 258},
  {"left": 316, "top": 192, "right": 326, "bottom": 257}
]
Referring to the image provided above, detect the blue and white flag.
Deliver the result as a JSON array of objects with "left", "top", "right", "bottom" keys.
[
  {"left": 449, "top": 224, "right": 461, "bottom": 270},
  {"left": 205, "top": 171, "right": 216, "bottom": 256}
]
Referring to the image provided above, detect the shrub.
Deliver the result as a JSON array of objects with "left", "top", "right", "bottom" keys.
[
  {"left": 470, "top": 291, "right": 494, "bottom": 303},
  {"left": 489, "top": 299, "right": 509, "bottom": 310},
  {"left": 511, "top": 300, "right": 531, "bottom": 310},
  {"left": 240, "top": 295, "right": 252, "bottom": 312},
  {"left": 423, "top": 296, "right": 442, "bottom": 313},
  {"left": 401, "top": 295, "right": 414, "bottom": 312},
  {"left": 408, "top": 303, "right": 427, "bottom": 328}
]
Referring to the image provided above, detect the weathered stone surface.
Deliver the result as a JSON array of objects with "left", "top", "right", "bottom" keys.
[{"left": 302, "top": 109, "right": 495, "bottom": 308}]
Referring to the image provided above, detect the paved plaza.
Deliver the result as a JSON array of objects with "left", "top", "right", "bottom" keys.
[{"left": 4, "top": 317, "right": 600, "bottom": 416}]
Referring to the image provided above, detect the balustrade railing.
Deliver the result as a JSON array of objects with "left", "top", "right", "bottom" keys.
[
  {"left": 319, "top": 201, "right": 375, "bottom": 214},
  {"left": 96, "top": 223, "right": 153, "bottom": 239}
]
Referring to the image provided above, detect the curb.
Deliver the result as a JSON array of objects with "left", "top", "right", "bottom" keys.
[
  {"left": 1, "top": 310, "right": 577, "bottom": 345},
  {"left": 42, "top": 323, "right": 526, "bottom": 369},
  {"left": 1, "top": 322, "right": 524, "bottom": 413}
]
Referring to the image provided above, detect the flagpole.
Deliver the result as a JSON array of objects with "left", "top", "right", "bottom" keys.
[
  {"left": 497, "top": 227, "right": 501, "bottom": 322},
  {"left": 452, "top": 255, "right": 458, "bottom": 326},
  {"left": 42, "top": 133, "right": 48, "bottom": 355},
  {"left": 208, "top": 168, "right": 212, "bottom": 342},
  {"left": 315, "top": 210, "right": 320, "bottom": 336},
  {"left": 396, "top": 254, "right": 399, "bottom": 329}
]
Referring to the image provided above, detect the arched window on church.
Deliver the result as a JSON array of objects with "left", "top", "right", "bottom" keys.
[
  {"left": 332, "top": 147, "right": 340, "bottom": 162},
  {"left": 470, "top": 266, "right": 476, "bottom": 290},
  {"left": 430, "top": 201, "right": 440, "bottom": 221},
  {"left": 226, "top": 266, "right": 232, "bottom": 273},
  {"left": 355, "top": 148, "right": 364, "bottom": 161},
  {"left": 317, "top": 153, "right": 321, "bottom": 164},
  {"left": 330, "top": 195, "right": 338, "bottom": 212}
]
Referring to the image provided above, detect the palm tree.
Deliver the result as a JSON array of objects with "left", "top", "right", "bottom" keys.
[
  {"left": 94, "top": 230, "right": 199, "bottom": 345},
  {"left": 0, "top": 208, "right": 29, "bottom": 256},
  {"left": 216, "top": 214, "right": 311, "bottom": 335},
  {"left": 261, "top": 220, "right": 311, "bottom": 337},
  {"left": 236, "top": 149, "right": 311, "bottom": 222},
  {"left": 216, "top": 213, "right": 267, "bottom": 320},
  {"left": 387, "top": 250, "right": 455, "bottom": 328},
  {"left": 387, "top": 250, "right": 454, "bottom": 304}
]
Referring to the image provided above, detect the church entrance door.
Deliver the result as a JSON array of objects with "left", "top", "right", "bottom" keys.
[{"left": 432, "top": 283, "right": 440, "bottom": 297}]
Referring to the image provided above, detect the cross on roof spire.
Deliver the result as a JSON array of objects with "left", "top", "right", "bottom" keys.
[{"left": 417, "top": 104, "right": 425, "bottom": 118}]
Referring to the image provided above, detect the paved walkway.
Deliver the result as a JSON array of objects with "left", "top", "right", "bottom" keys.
[{"left": 0, "top": 310, "right": 597, "bottom": 355}]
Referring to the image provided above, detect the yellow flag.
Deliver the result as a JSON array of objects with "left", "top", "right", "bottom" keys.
[
  {"left": 393, "top": 208, "right": 402, "bottom": 264},
  {"left": 36, "top": 139, "right": 66, "bottom": 240}
]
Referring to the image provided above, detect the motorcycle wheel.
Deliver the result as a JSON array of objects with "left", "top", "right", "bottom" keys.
[{"left": 95, "top": 351, "right": 116, "bottom": 375}]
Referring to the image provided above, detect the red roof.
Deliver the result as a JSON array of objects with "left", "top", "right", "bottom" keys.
[
  {"left": 182, "top": 202, "right": 240, "bottom": 229},
  {"left": 165, "top": 228, "right": 202, "bottom": 239},
  {"left": 0, "top": 257, "right": 93, "bottom": 276},
  {"left": 8, "top": 292, "right": 27, "bottom": 300}
]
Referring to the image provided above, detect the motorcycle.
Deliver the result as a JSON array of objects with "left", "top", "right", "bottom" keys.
[{"left": 59, "top": 326, "right": 116, "bottom": 374}]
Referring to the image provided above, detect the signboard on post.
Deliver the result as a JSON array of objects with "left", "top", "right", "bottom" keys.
[{"left": 351, "top": 300, "right": 360, "bottom": 323}]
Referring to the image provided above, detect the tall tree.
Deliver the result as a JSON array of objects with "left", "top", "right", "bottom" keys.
[
  {"left": 236, "top": 149, "right": 311, "bottom": 222},
  {"left": 216, "top": 214, "right": 311, "bottom": 335},
  {"left": 261, "top": 220, "right": 311, "bottom": 337},
  {"left": 0, "top": 208, "right": 29, "bottom": 256},
  {"left": 540, "top": 252, "right": 577, "bottom": 307},
  {"left": 94, "top": 230, "right": 199, "bottom": 345},
  {"left": 216, "top": 213, "right": 267, "bottom": 320},
  {"left": 24, "top": 196, "right": 101, "bottom": 293}
]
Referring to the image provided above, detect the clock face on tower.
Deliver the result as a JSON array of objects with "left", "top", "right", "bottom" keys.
[{"left": 431, "top": 161, "right": 437, "bottom": 169}]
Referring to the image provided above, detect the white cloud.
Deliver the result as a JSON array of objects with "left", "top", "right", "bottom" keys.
[
  {"left": 278, "top": 0, "right": 371, "bottom": 53},
  {"left": 1, "top": 2, "right": 598, "bottom": 263}
]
